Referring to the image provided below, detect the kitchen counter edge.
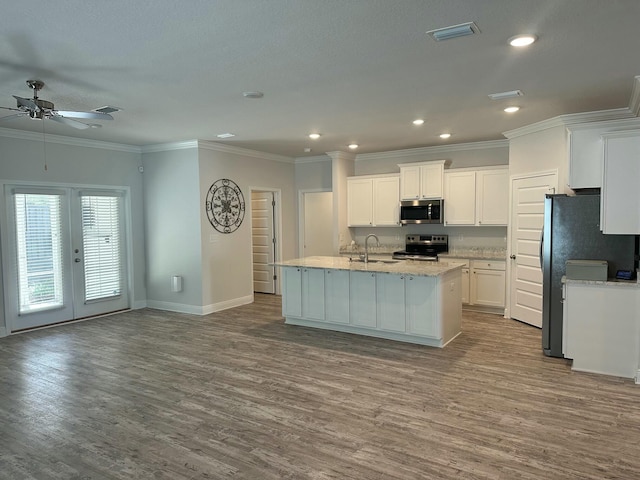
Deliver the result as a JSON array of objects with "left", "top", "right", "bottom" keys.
[{"left": 273, "top": 256, "right": 462, "bottom": 277}]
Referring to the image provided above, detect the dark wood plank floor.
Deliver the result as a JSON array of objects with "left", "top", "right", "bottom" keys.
[{"left": 1, "top": 295, "right": 638, "bottom": 479}]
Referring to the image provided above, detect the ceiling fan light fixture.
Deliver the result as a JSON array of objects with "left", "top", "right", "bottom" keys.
[
  {"left": 427, "top": 22, "right": 480, "bottom": 42},
  {"left": 509, "top": 34, "right": 537, "bottom": 47}
]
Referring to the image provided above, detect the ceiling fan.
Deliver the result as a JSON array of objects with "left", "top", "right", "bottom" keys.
[{"left": 0, "top": 79, "right": 114, "bottom": 129}]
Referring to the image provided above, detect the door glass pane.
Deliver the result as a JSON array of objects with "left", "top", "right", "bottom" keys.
[
  {"left": 81, "top": 195, "right": 122, "bottom": 302},
  {"left": 14, "top": 193, "right": 64, "bottom": 313}
]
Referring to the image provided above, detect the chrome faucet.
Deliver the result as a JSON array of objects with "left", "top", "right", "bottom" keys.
[{"left": 364, "top": 234, "right": 380, "bottom": 263}]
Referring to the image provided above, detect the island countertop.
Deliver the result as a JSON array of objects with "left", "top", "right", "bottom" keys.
[{"left": 273, "top": 256, "right": 462, "bottom": 277}]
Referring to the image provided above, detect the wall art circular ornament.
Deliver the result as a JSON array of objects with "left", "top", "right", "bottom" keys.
[{"left": 205, "top": 178, "right": 245, "bottom": 233}]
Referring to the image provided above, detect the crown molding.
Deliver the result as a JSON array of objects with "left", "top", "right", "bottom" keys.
[
  {"left": 140, "top": 140, "right": 198, "bottom": 153},
  {"left": 326, "top": 151, "right": 357, "bottom": 162},
  {"left": 354, "top": 139, "right": 509, "bottom": 162},
  {"left": 503, "top": 108, "right": 636, "bottom": 139},
  {"left": 0, "top": 127, "right": 142, "bottom": 153},
  {"left": 197, "top": 140, "right": 294, "bottom": 163},
  {"left": 629, "top": 75, "right": 640, "bottom": 117},
  {"left": 294, "top": 154, "right": 332, "bottom": 164}
]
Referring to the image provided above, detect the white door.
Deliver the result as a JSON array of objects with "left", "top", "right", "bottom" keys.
[
  {"left": 509, "top": 173, "right": 557, "bottom": 327},
  {"left": 4, "top": 187, "right": 130, "bottom": 332},
  {"left": 251, "top": 191, "right": 276, "bottom": 294},
  {"left": 302, "top": 191, "right": 333, "bottom": 257}
]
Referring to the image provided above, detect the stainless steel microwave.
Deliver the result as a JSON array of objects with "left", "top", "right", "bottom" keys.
[{"left": 400, "top": 199, "right": 444, "bottom": 224}]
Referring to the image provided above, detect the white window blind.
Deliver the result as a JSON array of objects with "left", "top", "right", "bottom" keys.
[
  {"left": 81, "top": 195, "right": 122, "bottom": 302},
  {"left": 14, "top": 193, "right": 64, "bottom": 313}
]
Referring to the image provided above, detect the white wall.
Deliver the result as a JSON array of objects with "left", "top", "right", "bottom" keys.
[
  {"left": 508, "top": 125, "right": 569, "bottom": 193},
  {"left": 0, "top": 132, "right": 146, "bottom": 335},
  {"left": 198, "top": 142, "right": 297, "bottom": 311},
  {"left": 294, "top": 157, "right": 332, "bottom": 191},
  {"left": 142, "top": 145, "right": 203, "bottom": 312},
  {"left": 354, "top": 141, "right": 509, "bottom": 176}
]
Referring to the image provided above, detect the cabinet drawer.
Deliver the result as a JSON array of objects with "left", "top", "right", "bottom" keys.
[{"left": 472, "top": 260, "right": 505, "bottom": 271}]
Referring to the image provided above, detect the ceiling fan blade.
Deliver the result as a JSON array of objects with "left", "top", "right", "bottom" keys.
[
  {"left": 0, "top": 113, "right": 24, "bottom": 121},
  {"left": 13, "top": 95, "right": 38, "bottom": 111},
  {"left": 55, "top": 110, "right": 113, "bottom": 120},
  {"left": 49, "top": 115, "right": 90, "bottom": 129},
  {"left": 0, "top": 105, "right": 22, "bottom": 113}
]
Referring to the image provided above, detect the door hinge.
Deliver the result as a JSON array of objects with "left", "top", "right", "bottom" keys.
[
  {"left": 272, "top": 237, "right": 276, "bottom": 244},
  {"left": 272, "top": 199, "right": 276, "bottom": 207},
  {"left": 273, "top": 274, "right": 277, "bottom": 280}
]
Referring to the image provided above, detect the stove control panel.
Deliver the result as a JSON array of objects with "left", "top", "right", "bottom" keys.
[{"left": 405, "top": 234, "right": 448, "bottom": 245}]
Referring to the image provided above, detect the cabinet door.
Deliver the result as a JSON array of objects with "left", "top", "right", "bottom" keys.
[
  {"left": 400, "top": 166, "right": 421, "bottom": 200},
  {"left": 302, "top": 268, "right": 325, "bottom": 320},
  {"left": 376, "top": 273, "right": 406, "bottom": 332},
  {"left": 347, "top": 178, "right": 373, "bottom": 226},
  {"left": 601, "top": 132, "right": 640, "bottom": 234},
  {"left": 406, "top": 275, "right": 439, "bottom": 338},
  {"left": 420, "top": 163, "right": 444, "bottom": 199},
  {"left": 349, "top": 271, "right": 377, "bottom": 328},
  {"left": 325, "top": 269, "right": 349, "bottom": 323},
  {"left": 461, "top": 268, "right": 470, "bottom": 304},
  {"left": 444, "top": 171, "right": 476, "bottom": 225},
  {"left": 471, "top": 268, "right": 506, "bottom": 307},
  {"left": 476, "top": 169, "right": 508, "bottom": 226},
  {"left": 282, "top": 267, "right": 302, "bottom": 317},
  {"left": 373, "top": 176, "right": 400, "bottom": 226}
]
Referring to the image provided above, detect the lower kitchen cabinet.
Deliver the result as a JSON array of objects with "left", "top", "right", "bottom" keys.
[
  {"left": 406, "top": 275, "right": 438, "bottom": 338},
  {"left": 282, "top": 267, "right": 302, "bottom": 317},
  {"left": 376, "top": 273, "right": 406, "bottom": 332},
  {"left": 470, "top": 260, "right": 506, "bottom": 308},
  {"left": 349, "top": 271, "right": 377, "bottom": 327},
  {"left": 325, "top": 269, "right": 349, "bottom": 323},
  {"left": 445, "top": 258, "right": 470, "bottom": 304},
  {"left": 302, "top": 268, "right": 325, "bottom": 320}
]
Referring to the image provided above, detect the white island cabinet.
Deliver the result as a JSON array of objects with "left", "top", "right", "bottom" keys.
[{"left": 277, "top": 257, "right": 462, "bottom": 347}]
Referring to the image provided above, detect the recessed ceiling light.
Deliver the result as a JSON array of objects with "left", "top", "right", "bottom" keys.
[
  {"left": 509, "top": 34, "right": 537, "bottom": 47},
  {"left": 413, "top": 119, "right": 425, "bottom": 125},
  {"left": 427, "top": 22, "right": 480, "bottom": 42},
  {"left": 439, "top": 133, "right": 451, "bottom": 139},
  {"left": 242, "top": 91, "right": 264, "bottom": 98},
  {"left": 308, "top": 133, "right": 321, "bottom": 139},
  {"left": 216, "top": 133, "right": 236, "bottom": 139},
  {"left": 504, "top": 106, "right": 520, "bottom": 113},
  {"left": 348, "top": 144, "right": 359, "bottom": 149}
]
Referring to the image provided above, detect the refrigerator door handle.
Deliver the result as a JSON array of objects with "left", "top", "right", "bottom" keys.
[{"left": 539, "top": 229, "right": 544, "bottom": 269}]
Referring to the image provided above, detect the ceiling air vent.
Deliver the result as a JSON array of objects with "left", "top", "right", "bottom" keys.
[
  {"left": 427, "top": 22, "right": 480, "bottom": 41},
  {"left": 488, "top": 90, "right": 524, "bottom": 100}
]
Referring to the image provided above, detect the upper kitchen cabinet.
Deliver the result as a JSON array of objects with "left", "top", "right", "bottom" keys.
[
  {"left": 444, "top": 167, "right": 508, "bottom": 226},
  {"left": 399, "top": 160, "right": 448, "bottom": 200},
  {"left": 600, "top": 130, "right": 640, "bottom": 234},
  {"left": 347, "top": 174, "right": 400, "bottom": 227},
  {"left": 567, "top": 117, "right": 640, "bottom": 190}
]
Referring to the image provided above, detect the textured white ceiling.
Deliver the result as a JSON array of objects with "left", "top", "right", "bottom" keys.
[{"left": 0, "top": 0, "right": 638, "bottom": 157}]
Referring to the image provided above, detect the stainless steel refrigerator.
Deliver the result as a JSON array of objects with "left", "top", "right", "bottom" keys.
[{"left": 541, "top": 194, "right": 637, "bottom": 357}]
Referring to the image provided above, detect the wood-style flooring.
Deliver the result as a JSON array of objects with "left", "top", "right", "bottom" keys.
[{"left": 1, "top": 295, "right": 639, "bottom": 479}]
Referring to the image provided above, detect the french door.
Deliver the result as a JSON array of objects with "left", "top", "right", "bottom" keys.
[{"left": 4, "top": 186, "right": 129, "bottom": 332}]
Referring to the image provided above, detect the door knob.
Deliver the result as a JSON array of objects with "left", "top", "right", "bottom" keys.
[{"left": 510, "top": 254, "right": 516, "bottom": 260}]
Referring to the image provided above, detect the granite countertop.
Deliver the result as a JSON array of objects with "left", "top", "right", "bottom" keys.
[
  {"left": 562, "top": 275, "right": 640, "bottom": 288},
  {"left": 274, "top": 256, "right": 462, "bottom": 277}
]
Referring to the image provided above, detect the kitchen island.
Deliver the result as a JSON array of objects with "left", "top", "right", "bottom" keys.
[{"left": 274, "top": 256, "right": 462, "bottom": 347}]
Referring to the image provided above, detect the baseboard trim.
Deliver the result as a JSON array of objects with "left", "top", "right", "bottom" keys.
[
  {"left": 202, "top": 295, "right": 254, "bottom": 315},
  {"left": 0, "top": 326, "right": 6, "bottom": 338},
  {"left": 146, "top": 294, "right": 254, "bottom": 316},
  {"left": 132, "top": 300, "right": 147, "bottom": 310},
  {"left": 636, "top": 370, "right": 640, "bottom": 385}
]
